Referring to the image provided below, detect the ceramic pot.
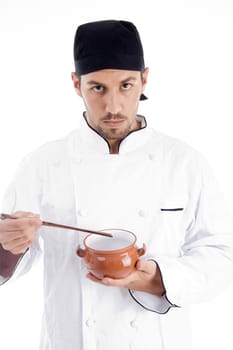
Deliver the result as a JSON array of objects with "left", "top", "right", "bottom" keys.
[{"left": 77, "top": 229, "right": 146, "bottom": 279}]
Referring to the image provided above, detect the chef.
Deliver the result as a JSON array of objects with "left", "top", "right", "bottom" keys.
[{"left": 0, "top": 19, "right": 233, "bottom": 350}]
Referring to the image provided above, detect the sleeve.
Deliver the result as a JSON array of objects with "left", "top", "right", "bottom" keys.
[
  {"left": 0, "top": 155, "right": 43, "bottom": 285},
  {"left": 129, "top": 155, "right": 233, "bottom": 312},
  {"left": 0, "top": 240, "right": 42, "bottom": 285}
]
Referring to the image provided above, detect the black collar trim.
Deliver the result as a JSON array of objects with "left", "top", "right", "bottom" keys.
[{"left": 82, "top": 112, "right": 147, "bottom": 154}]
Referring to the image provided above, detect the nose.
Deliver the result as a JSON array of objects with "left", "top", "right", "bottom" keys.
[{"left": 104, "top": 90, "right": 122, "bottom": 115}]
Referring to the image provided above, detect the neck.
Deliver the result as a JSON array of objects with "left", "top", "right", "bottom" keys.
[
  {"left": 107, "top": 119, "right": 142, "bottom": 154},
  {"left": 108, "top": 140, "right": 120, "bottom": 154}
]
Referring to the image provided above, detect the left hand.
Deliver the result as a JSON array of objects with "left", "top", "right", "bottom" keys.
[{"left": 87, "top": 259, "right": 165, "bottom": 296}]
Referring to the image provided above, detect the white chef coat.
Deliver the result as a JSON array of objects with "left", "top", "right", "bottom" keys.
[{"left": 1, "top": 114, "right": 233, "bottom": 350}]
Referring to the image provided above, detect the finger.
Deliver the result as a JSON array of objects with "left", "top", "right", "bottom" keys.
[
  {"left": 10, "top": 241, "right": 31, "bottom": 254},
  {"left": 101, "top": 277, "right": 123, "bottom": 286},
  {"left": 86, "top": 272, "right": 130, "bottom": 287},
  {"left": 11, "top": 212, "right": 42, "bottom": 229},
  {"left": 86, "top": 273, "right": 117, "bottom": 286},
  {"left": 135, "top": 260, "right": 156, "bottom": 274},
  {"left": 101, "top": 271, "right": 139, "bottom": 287},
  {"left": 0, "top": 216, "right": 42, "bottom": 232},
  {"left": 86, "top": 272, "right": 103, "bottom": 283},
  {"left": 13, "top": 211, "right": 40, "bottom": 219},
  {"left": 0, "top": 230, "right": 29, "bottom": 242},
  {"left": 1, "top": 235, "right": 32, "bottom": 251}
]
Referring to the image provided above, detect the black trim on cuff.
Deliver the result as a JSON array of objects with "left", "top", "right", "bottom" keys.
[
  {"left": 128, "top": 259, "right": 180, "bottom": 314},
  {"left": 128, "top": 288, "right": 176, "bottom": 314}
]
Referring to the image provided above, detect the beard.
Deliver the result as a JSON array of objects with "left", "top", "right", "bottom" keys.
[
  {"left": 98, "top": 125, "right": 131, "bottom": 140},
  {"left": 96, "top": 113, "right": 135, "bottom": 141}
]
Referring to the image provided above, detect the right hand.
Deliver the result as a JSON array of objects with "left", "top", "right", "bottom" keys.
[{"left": 0, "top": 211, "right": 42, "bottom": 254}]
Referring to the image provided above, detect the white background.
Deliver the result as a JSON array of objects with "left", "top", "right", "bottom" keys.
[{"left": 0, "top": 0, "right": 233, "bottom": 349}]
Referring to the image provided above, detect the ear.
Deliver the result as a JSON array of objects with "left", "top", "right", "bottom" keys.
[
  {"left": 141, "top": 67, "right": 149, "bottom": 92},
  {"left": 71, "top": 72, "right": 82, "bottom": 97}
]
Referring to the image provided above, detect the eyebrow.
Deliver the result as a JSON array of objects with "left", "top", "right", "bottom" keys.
[{"left": 86, "top": 76, "right": 138, "bottom": 85}]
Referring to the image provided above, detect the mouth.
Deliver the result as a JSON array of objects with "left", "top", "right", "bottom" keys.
[{"left": 103, "top": 119, "right": 125, "bottom": 128}]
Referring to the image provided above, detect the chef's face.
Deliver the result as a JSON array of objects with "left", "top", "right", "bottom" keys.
[{"left": 71, "top": 69, "right": 148, "bottom": 144}]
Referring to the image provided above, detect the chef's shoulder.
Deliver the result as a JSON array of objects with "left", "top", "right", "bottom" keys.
[
  {"left": 150, "top": 129, "right": 208, "bottom": 170},
  {"left": 14, "top": 129, "right": 79, "bottom": 172}
]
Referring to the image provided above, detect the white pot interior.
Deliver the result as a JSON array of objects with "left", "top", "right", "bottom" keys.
[{"left": 85, "top": 229, "right": 136, "bottom": 251}]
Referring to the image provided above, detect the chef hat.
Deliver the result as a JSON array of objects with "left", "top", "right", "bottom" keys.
[{"left": 73, "top": 20, "right": 148, "bottom": 100}]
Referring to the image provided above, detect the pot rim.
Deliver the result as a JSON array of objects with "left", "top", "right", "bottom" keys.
[{"left": 83, "top": 228, "right": 137, "bottom": 253}]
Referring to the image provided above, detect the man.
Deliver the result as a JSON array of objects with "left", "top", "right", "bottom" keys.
[{"left": 0, "top": 20, "right": 233, "bottom": 350}]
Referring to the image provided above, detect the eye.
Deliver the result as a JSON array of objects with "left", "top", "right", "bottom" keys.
[
  {"left": 121, "top": 82, "right": 132, "bottom": 90},
  {"left": 92, "top": 85, "right": 104, "bottom": 93}
]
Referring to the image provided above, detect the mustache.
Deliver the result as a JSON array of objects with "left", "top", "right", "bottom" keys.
[{"left": 102, "top": 113, "right": 127, "bottom": 121}]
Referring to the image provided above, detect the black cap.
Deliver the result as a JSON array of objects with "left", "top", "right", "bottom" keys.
[{"left": 73, "top": 20, "right": 148, "bottom": 101}]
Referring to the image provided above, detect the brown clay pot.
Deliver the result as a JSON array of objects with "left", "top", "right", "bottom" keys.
[{"left": 77, "top": 229, "right": 146, "bottom": 279}]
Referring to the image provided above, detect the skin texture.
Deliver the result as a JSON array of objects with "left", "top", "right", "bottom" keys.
[
  {"left": 0, "top": 68, "right": 165, "bottom": 296},
  {"left": 0, "top": 212, "right": 41, "bottom": 254},
  {"left": 86, "top": 260, "right": 165, "bottom": 296},
  {"left": 71, "top": 68, "right": 149, "bottom": 154}
]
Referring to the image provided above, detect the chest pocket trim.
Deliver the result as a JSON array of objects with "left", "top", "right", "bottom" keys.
[{"left": 160, "top": 208, "right": 184, "bottom": 211}]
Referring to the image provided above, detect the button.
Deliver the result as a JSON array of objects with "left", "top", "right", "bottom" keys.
[
  {"left": 138, "top": 209, "right": 146, "bottom": 217},
  {"left": 86, "top": 319, "right": 95, "bottom": 327},
  {"left": 77, "top": 209, "right": 88, "bottom": 217},
  {"left": 148, "top": 154, "right": 155, "bottom": 161},
  {"left": 130, "top": 320, "right": 138, "bottom": 329}
]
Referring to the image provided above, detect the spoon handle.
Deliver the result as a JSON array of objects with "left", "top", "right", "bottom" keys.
[
  {"left": 0, "top": 213, "right": 113, "bottom": 238},
  {"left": 42, "top": 221, "right": 112, "bottom": 237}
]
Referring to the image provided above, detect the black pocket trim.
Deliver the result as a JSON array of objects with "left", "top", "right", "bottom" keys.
[{"left": 160, "top": 208, "right": 184, "bottom": 211}]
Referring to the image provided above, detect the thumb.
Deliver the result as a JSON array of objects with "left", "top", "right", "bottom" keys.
[{"left": 135, "top": 260, "right": 157, "bottom": 275}]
